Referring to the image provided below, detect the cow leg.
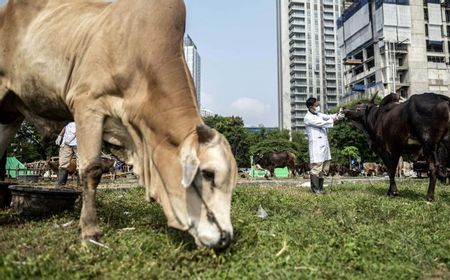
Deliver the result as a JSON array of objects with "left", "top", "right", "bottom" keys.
[
  {"left": 75, "top": 112, "right": 105, "bottom": 240},
  {"left": 381, "top": 154, "right": 400, "bottom": 197},
  {"left": 424, "top": 147, "right": 438, "bottom": 202}
]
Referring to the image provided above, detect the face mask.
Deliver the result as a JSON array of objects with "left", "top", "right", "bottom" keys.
[{"left": 315, "top": 106, "right": 321, "bottom": 113}]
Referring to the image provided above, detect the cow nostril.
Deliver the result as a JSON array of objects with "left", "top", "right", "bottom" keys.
[{"left": 218, "top": 231, "right": 231, "bottom": 248}]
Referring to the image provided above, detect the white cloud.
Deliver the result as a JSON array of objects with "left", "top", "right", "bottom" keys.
[{"left": 229, "top": 97, "right": 272, "bottom": 126}]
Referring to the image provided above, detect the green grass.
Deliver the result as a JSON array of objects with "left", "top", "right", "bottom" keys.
[{"left": 1, "top": 179, "right": 450, "bottom": 279}]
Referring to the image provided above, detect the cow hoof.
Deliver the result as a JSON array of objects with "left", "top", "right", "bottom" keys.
[
  {"left": 81, "top": 227, "right": 103, "bottom": 241},
  {"left": 387, "top": 191, "right": 398, "bottom": 197},
  {"left": 426, "top": 196, "right": 434, "bottom": 202}
]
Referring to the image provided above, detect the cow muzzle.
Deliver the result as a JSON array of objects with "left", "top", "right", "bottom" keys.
[{"left": 189, "top": 226, "right": 233, "bottom": 249}]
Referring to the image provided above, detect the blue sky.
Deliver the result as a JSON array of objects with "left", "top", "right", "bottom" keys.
[
  {"left": 184, "top": 1, "right": 278, "bottom": 127},
  {"left": 0, "top": 0, "right": 278, "bottom": 127}
]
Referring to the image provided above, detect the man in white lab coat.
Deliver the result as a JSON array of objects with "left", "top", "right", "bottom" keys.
[{"left": 304, "top": 97, "right": 343, "bottom": 193}]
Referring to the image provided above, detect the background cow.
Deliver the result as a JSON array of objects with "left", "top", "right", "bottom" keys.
[
  {"left": 363, "top": 162, "right": 379, "bottom": 177},
  {"left": 0, "top": 0, "right": 237, "bottom": 249},
  {"left": 343, "top": 92, "right": 450, "bottom": 201},
  {"left": 329, "top": 163, "right": 348, "bottom": 176},
  {"left": 295, "top": 162, "right": 311, "bottom": 178},
  {"left": 253, "top": 152, "right": 297, "bottom": 178}
]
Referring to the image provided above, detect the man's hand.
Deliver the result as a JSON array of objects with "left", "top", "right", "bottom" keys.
[
  {"left": 336, "top": 108, "right": 345, "bottom": 121},
  {"left": 55, "top": 135, "right": 62, "bottom": 146}
]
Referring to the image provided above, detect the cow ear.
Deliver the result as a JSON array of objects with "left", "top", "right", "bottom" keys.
[
  {"left": 196, "top": 124, "right": 215, "bottom": 144},
  {"left": 180, "top": 147, "right": 200, "bottom": 188}
]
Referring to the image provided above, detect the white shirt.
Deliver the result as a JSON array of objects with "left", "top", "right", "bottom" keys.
[{"left": 62, "top": 122, "right": 77, "bottom": 146}]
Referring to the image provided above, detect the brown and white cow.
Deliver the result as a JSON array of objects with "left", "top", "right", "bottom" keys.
[{"left": 0, "top": 0, "right": 237, "bottom": 249}]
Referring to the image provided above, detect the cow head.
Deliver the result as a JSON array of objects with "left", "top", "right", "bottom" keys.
[
  {"left": 342, "top": 91, "right": 379, "bottom": 121},
  {"left": 253, "top": 153, "right": 264, "bottom": 165},
  {"left": 147, "top": 124, "right": 237, "bottom": 249},
  {"left": 342, "top": 103, "right": 371, "bottom": 120}
]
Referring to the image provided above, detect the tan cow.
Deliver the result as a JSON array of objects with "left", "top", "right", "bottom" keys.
[
  {"left": 0, "top": 0, "right": 237, "bottom": 249},
  {"left": 363, "top": 162, "right": 379, "bottom": 177}
]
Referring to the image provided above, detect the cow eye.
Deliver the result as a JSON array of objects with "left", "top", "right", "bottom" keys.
[{"left": 201, "top": 169, "right": 215, "bottom": 182}]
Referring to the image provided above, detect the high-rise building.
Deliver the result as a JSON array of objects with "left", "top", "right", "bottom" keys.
[
  {"left": 184, "top": 34, "right": 202, "bottom": 109},
  {"left": 338, "top": 0, "right": 450, "bottom": 102},
  {"left": 277, "top": 0, "right": 345, "bottom": 131}
]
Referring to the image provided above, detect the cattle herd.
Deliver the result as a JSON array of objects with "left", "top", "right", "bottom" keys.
[{"left": 252, "top": 154, "right": 418, "bottom": 179}]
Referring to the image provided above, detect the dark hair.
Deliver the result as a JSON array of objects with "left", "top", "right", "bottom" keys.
[{"left": 306, "top": 97, "right": 317, "bottom": 109}]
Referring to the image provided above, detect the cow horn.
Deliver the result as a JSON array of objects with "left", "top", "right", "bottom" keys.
[
  {"left": 370, "top": 90, "right": 379, "bottom": 104},
  {"left": 196, "top": 124, "right": 215, "bottom": 143}
]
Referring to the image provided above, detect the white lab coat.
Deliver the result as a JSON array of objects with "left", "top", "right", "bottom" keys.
[{"left": 304, "top": 111, "right": 336, "bottom": 163}]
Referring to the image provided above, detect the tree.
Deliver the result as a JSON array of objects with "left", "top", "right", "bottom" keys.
[
  {"left": 329, "top": 121, "right": 380, "bottom": 166},
  {"left": 328, "top": 95, "right": 382, "bottom": 165},
  {"left": 8, "top": 121, "right": 59, "bottom": 163},
  {"left": 203, "top": 115, "right": 250, "bottom": 167},
  {"left": 341, "top": 146, "right": 359, "bottom": 169},
  {"left": 291, "top": 131, "right": 309, "bottom": 163},
  {"left": 249, "top": 138, "right": 299, "bottom": 157}
]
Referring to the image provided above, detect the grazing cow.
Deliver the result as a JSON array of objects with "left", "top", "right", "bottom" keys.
[
  {"left": 295, "top": 162, "right": 311, "bottom": 177},
  {"left": 402, "top": 161, "right": 413, "bottom": 177},
  {"left": 253, "top": 152, "right": 297, "bottom": 178},
  {"left": 396, "top": 157, "right": 413, "bottom": 178},
  {"left": 0, "top": 0, "right": 237, "bottom": 249},
  {"left": 363, "top": 162, "right": 379, "bottom": 177},
  {"left": 396, "top": 156, "right": 404, "bottom": 177},
  {"left": 343, "top": 92, "right": 450, "bottom": 201},
  {"left": 329, "top": 163, "right": 347, "bottom": 176}
]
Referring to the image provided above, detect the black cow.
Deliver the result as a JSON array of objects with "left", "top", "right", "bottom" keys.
[
  {"left": 295, "top": 162, "right": 311, "bottom": 177},
  {"left": 253, "top": 152, "right": 297, "bottom": 178},
  {"left": 343, "top": 92, "right": 450, "bottom": 201},
  {"left": 329, "top": 163, "right": 348, "bottom": 176}
]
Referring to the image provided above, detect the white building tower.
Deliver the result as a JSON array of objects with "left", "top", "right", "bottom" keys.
[
  {"left": 184, "top": 34, "right": 202, "bottom": 109},
  {"left": 277, "top": 0, "right": 345, "bottom": 130}
]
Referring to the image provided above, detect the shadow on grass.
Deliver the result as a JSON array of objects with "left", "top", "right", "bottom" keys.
[
  {"left": 0, "top": 208, "right": 79, "bottom": 226},
  {"left": 95, "top": 193, "right": 201, "bottom": 251},
  {"left": 332, "top": 181, "right": 431, "bottom": 202},
  {"left": 363, "top": 183, "right": 450, "bottom": 202}
]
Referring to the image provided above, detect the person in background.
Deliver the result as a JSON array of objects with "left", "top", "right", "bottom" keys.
[
  {"left": 55, "top": 122, "right": 78, "bottom": 188},
  {"left": 304, "top": 97, "right": 344, "bottom": 193}
]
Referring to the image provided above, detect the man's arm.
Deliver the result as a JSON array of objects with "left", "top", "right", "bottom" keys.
[
  {"left": 55, "top": 127, "right": 66, "bottom": 146},
  {"left": 305, "top": 116, "right": 334, "bottom": 129}
]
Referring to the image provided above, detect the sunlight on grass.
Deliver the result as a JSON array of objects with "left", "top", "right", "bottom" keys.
[{"left": 0, "top": 180, "right": 449, "bottom": 279}]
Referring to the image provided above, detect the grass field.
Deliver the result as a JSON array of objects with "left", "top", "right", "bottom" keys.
[{"left": 1, "top": 179, "right": 449, "bottom": 279}]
